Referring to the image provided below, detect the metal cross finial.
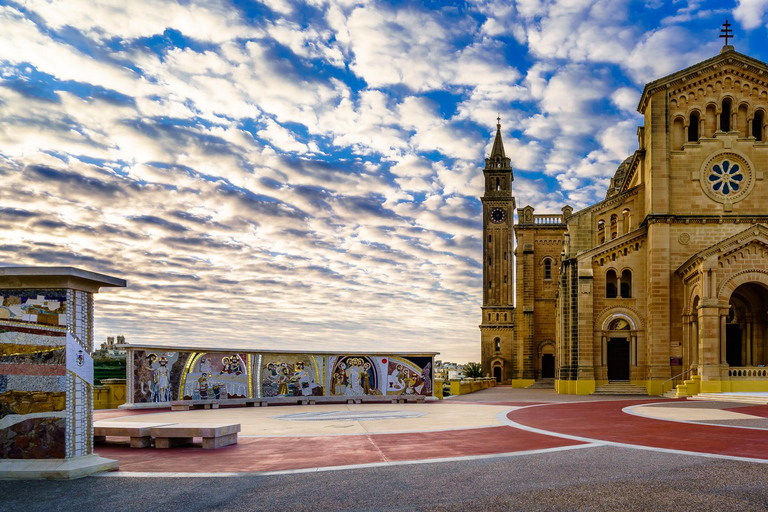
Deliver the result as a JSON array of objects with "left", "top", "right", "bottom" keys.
[
  {"left": 497, "top": 114, "right": 501, "bottom": 126},
  {"left": 720, "top": 19, "right": 733, "bottom": 46}
]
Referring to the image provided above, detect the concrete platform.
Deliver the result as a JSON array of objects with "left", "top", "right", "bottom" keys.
[
  {"left": 94, "top": 421, "right": 177, "bottom": 448},
  {"left": 150, "top": 423, "right": 241, "bottom": 449},
  {"left": 0, "top": 454, "right": 118, "bottom": 480}
]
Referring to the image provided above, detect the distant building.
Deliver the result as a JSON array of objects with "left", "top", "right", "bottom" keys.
[{"left": 96, "top": 335, "right": 127, "bottom": 359}]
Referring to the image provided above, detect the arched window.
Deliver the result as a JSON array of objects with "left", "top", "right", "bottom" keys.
[
  {"left": 620, "top": 269, "right": 632, "bottom": 298},
  {"left": 672, "top": 117, "right": 684, "bottom": 150},
  {"left": 606, "top": 269, "right": 618, "bottom": 298},
  {"left": 597, "top": 220, "right": 605, "bottom": 244},
  {"left": 721, "top": 98, "right": 732, "bottom": 132},
  {"left": 688, "top": 111, "right": 700, "bottom": 142},
  {"left": 494, "top": 338, "right": 501, "bottom": 352},
  {"left": 754, "top": 110, "right": 765, "bottom": 141},
  {"left": 544, "top": 258, "right": 552, "bottom": 280},
  {"left": 496, "top": 177, "right": 500, "bottom": 190},
  {"left": 607, "top": 318, "right": 631, "bottom": 331},
  {"left": 610, "top": 214, "right": 618, "bottom": 239},
  {"left": 488, "top": 235, "right": 492, "bottom": 242},
  {"left": 622, "top": 209, "right": 631, "bottom": 233},
  {"left": 705, "top": 104, "right": 717, "bottom": 137}
]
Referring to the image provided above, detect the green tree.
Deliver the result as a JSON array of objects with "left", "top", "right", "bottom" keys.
[{"left": 464, "top": 362, "right": 483, "bottom": 379}]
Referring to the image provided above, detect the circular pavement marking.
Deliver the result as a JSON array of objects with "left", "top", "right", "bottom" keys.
[{"left": 274, "top": 410, "right": 427, "bottom": 421}]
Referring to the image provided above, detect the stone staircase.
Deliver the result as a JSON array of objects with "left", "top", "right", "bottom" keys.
[
  {"left": 687, "top": 393, "right": 768, "bottom": 405},
  {"left": 526, "top": 378, "right": 555, "bottom": 389},
  {"left": 591, "top": 381, "right": 648, "bottom": 396},
  {"left": 662, "top": 389, "right": 679, "bottom": 399}
]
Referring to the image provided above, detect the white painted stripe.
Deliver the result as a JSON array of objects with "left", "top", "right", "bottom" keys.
[
  {"left": 623, "top": 403, "right": 768, "bottom": 432},
  {"left": 94, "top": 442, "right": 601, "bottom": 478},
  {"left": 496, "top": 405, "right": 768, "bottom": 465}
]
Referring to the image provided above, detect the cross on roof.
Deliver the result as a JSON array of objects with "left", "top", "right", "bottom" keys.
[{"left": 720, "top": 19, "right": 733, "bottom": 46}]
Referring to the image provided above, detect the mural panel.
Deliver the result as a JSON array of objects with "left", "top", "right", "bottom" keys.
[
  {"left": 0, "top": 290, "right": 69, "bottom": 459},
  {"left": 0, "top": 290, "right": 67, "bottom": 327},
  {"left": 385, "top": 356, "right": 432, "bottom": 396},
  {"left": 180, "top": 353, "right": 250, "bottom": 400},
  {"left": 260, "top": 354, "right": 324, "bottom": 397},
  {"left": 132, "top": 350, "right": 189, "bottom": 403},
  {"left": 327, "top": 356, "right": 383, "bottom": 396}
]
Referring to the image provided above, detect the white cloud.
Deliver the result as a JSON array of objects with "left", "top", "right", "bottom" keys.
[{"left": 734, "top": 0, "right": 768, "bottom": 30}]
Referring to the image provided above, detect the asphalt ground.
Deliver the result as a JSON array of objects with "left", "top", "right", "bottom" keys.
[
  {"left": 4, "top": 387, "right": 768, "bottom": 511},
  {"left": 2, "top": 445, "right": 767, "bottom": 511}
]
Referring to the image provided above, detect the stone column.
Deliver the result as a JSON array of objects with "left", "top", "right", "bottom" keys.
[
  {"left": 697, "top": 298, "right": 723, "bottom": 391},
  {"left": 631, "top": 335, "right": 637, "bottom": 366},
  {"left": 601, "top": 335, "right": 607, "bottom": 366},
  {"left": 720, "top": 313, "right": 727, "bottom": 364},
  {"left": 0, "top": 267, "right": 126, "bottom": 479}
]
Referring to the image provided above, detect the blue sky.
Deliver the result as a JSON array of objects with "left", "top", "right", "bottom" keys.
[{"left": 1, "top": 0, "right": 767, "bottom": 363}]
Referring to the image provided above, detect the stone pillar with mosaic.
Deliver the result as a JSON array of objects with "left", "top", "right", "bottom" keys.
[{"left": 0, "top": 267, "right": 125, "bottom": 479}]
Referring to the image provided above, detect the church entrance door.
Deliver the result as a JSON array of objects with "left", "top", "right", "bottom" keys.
[
  {"left": 607, "top": 338, "right": 630, "bottom": 381},
  {"left": 726, "top": 324, "right": 743, "bottom": 366},
  {"left": 493, "top": 366, "right": 502, "bottom": 383},
  {"left": 541, "top": 354, "right": 555, "bottom": 378}
]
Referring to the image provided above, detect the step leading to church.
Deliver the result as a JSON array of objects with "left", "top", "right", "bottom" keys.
[{"left": 591, "top": 382, "right": 648, "bottom": 396}]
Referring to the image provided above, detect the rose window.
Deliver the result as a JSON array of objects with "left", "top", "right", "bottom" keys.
[{"left": 707, "top": 160, "right": 743, "bottom": 195}]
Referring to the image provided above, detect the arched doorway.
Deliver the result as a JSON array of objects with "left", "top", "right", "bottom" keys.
[
  {"left": 606, "top": 318, "right": 631, "bottom": 381},
  {"left": 538, "top": 342, "right": 555, "bottom": 379},
  {"left": 493, "top": 365, "right": 502, "bottom": 383},
  {"left": 725, "top": 282, "right": 768, "bottom": 367}
]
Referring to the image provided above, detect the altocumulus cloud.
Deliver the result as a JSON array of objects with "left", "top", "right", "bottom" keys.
[{"left": 0, "top": 0, "right": 766, "bottom": 362}]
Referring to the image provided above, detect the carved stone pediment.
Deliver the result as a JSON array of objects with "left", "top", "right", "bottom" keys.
[{"left": 677, "top": 224, "right": 768, "bottom": 278}]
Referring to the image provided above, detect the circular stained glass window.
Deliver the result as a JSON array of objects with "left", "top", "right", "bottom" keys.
[
  {"left": 707, "top": 160, "right": 743, "bottom": 195},
  {"left": 699, "top": 151, "right": 754, "bottom": 204}
]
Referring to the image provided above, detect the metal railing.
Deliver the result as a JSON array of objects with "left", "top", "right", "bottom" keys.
[{"left": 660, "top": 368, "right": 694, "bottom": 395}]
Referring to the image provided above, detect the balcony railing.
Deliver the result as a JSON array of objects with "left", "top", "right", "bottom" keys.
[
  {"left": 728, "top": 367, "right": 768, "bottom": 378},
  {"left": 533, "top": 214, "right": 564, "bottom": 225}
]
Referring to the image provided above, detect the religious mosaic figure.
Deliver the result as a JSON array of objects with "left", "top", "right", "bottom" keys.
[
  {"left": 385, "top": 357, "right": 431, "bottom": 396},
  {"left": 138, "top": 353, "right": 157, "bottom": 399},
  {"left": 153, "top": 356, "right": 171, "bottom": 403}
]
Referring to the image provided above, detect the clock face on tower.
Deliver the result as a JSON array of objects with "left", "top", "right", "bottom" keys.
[{"left": 489, "top": 207, "right": 506, "bottom": 224}]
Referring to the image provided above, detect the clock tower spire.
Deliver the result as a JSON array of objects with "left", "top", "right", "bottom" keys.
[{"left": 480, "top": 119, "right": 516, "bottom": 384}]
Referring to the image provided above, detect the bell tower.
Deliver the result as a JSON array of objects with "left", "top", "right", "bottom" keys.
[{"left": 480, "top": 119, "right": 516, "bottom": 383}]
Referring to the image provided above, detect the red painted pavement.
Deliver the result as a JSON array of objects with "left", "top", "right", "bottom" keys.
[
  {"left": 726, "top": 405, "right": 768, "bottom": 419},
  {"left": 508, "top": 400, "right": 768, "bottom": 460},
  {"left": 95, "top": 426, "right": 584, "bottom": 473}
]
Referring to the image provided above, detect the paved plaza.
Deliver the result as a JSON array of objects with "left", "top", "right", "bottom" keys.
[{"left": 3, "top": 386, "right": 768, "bottom": 510}]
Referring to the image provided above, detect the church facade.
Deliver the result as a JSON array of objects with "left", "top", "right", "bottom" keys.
[{"left": 481, "top": 45, "right": 768, "bottom": 396}]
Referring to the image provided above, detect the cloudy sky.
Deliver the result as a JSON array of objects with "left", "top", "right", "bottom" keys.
[{"left": 2, "top": 0, "right": 767, "bottom": 363}]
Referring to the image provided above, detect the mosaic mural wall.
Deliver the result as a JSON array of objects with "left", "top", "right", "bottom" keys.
[
  {"left": 132, "top": 350, "right": 188, "bottom": 404},
  {"left": 0, "top": 289, "right": 92, "bottom": 460},
  {"left": 180, "top": 353, "right": 251, "bottom": 400},
  {"left": 260, "top": 354, "right": 324, "bottom": 397},
  {"left": 127, "top": 348, "right": 434, "bottom": 403}
]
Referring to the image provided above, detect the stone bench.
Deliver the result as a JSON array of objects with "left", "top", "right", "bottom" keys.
[
  {"left": 390, "top": 395, "right": 426, "bottom": 404},
  {"left": 169, "top": 398, "right": 267, "bottom": 411},
  {"left": 94, "top": 421, "right": 176, "bottom": 448},
  {"left": 150, "top": 423, "right": 241, "bottom": 449}
]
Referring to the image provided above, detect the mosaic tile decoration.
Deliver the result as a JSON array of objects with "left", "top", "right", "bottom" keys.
[
  {"left": 384, "top": 356, "right": 433, "bottom": 396},
  {"left": 181, "top": 353, "right": 250, "bottom": 400},
  {"left": 260, "top": 354, "right": 324, "bottom": 398},
  {"left": 0, "top": 288, "right": 97, "bottom": 461},
  {"left": 132, "top": 350, "right": 190, "bottom": 403},
  {"left": 126, "top": 348, "right": 435, "bottom": 402},
  {"left": 327, "top": 355, "right": 383, "bottom": 397}
]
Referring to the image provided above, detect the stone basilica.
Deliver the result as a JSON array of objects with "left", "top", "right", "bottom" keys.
[{"left": 480, "top": 44, "right": 768, "bottom": 396}]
